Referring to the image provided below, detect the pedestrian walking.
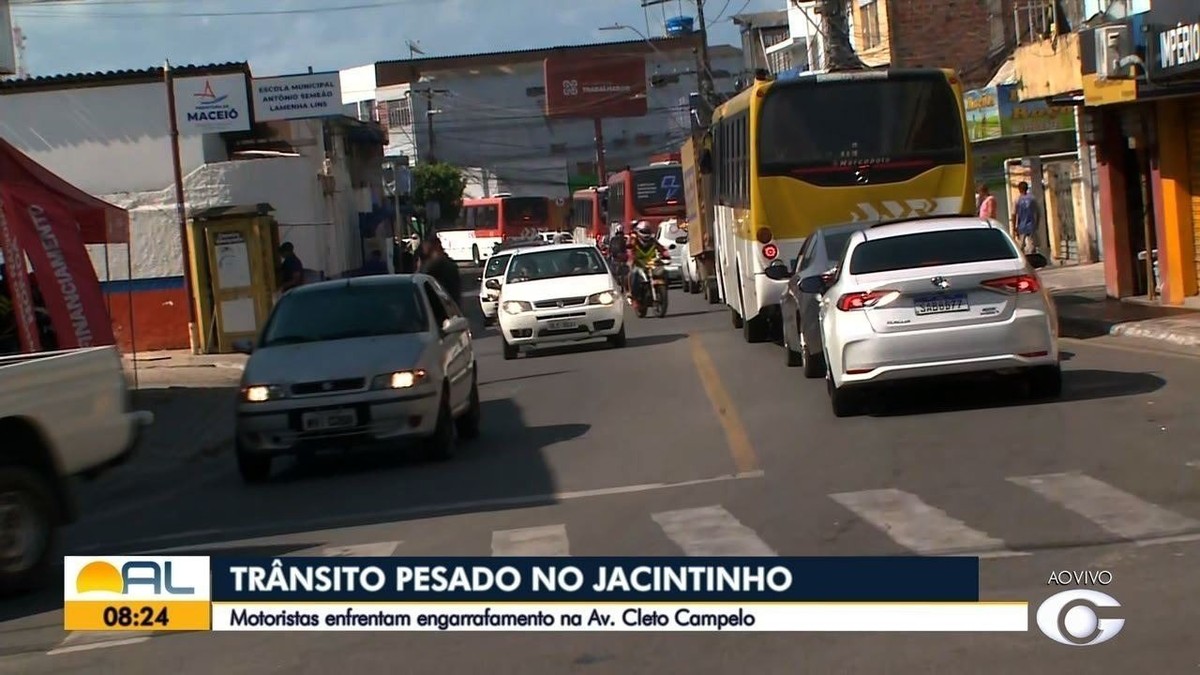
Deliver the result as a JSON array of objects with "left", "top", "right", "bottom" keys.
[
  {"left": 419, "top": 237, "right": 463, "bottom": 308},
  {"left": 1010, "top": 181, "right": 1039, "bottom": 255},
  {"left": 977, "top": 184, "right": 997, "bottom": 220}
]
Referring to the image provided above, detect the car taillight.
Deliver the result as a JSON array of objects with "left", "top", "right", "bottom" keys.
[
  {"left": 982, "top": 274, "right": 1040, "bottom": 293},
  {"left": 836, "top": 290, "right": 898, "bottom": 311}
]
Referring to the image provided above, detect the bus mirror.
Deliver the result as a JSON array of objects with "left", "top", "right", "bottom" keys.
[{"left": 698, "top": 149, "right": 713, "bottom": 174}]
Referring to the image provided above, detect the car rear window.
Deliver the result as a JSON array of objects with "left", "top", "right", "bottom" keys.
[{"left": 848, "top": 228, "right": 1018, "bottom": 275}]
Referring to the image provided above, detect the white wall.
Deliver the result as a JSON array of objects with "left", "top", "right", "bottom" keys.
[
  {"left": 398, "top": 47, "right": 744, "bottom": 198},
  {"left": 339, "top": 64, "right": 376, "bottom": 104},
  {"left": 0, "top": 81, "right": 215, "bottom": 195},
  {"left": 377, "top": 83, "right": 415, "bottom": 159},
  {"left": 788, "top": 3, "right": 825, "bottom": 72}
]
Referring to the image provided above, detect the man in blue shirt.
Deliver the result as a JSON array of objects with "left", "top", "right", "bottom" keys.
[{"left": 1010, "top": 181, "right": 1039, "bottom": 254}]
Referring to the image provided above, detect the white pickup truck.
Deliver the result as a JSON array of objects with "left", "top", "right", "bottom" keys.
[{"left": 0, "top": 346, "right": 154, "bottom": 593}]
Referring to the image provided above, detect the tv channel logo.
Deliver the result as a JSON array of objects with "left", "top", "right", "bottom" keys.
[
  {"left": 1036, "top": 589, "right": 1124, "bottom": 646},
  {"left": 64, "top": 556, "right": 211, "bottom": 601}
]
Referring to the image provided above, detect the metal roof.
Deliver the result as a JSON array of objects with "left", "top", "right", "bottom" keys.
[
  {"left": 376, "top": 36, "right": 703, "bottom": 69},
  {"left": 0, "top": 62, "right": 250, "bottom": 93}
]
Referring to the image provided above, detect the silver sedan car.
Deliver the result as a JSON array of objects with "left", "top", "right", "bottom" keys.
[
  {"left": 232, "top": 274, "right": 479, "bottom": 482},
  {"left": 800, "top": 216, "right": 1059, "bottom": 417}
]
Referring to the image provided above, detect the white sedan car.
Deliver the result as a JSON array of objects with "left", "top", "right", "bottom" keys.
[
  {"left": 232, "top": 275, "right": 480, "bottom": 482},
  {"left": 479, "top": 250, "right": 515, "bottom": 325},
  {"left": 800, "top": 216, "right": 1059, "bottom": 417},
  {"left": 497, "top": 243, "right": 627, "bottom": 359}
]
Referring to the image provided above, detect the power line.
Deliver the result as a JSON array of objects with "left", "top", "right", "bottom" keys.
[{"left": 12, "top": 0, "right": 419, "bottom": 18}]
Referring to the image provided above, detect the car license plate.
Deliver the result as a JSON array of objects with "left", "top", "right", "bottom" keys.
[
  {"left": 913, "top": 293, "right": 969, "bottom": 316},
  {"left": 301, "top": 409, "right": 357, "bottom": 431},
  {"left": 546, "top": 319, "right": 580, "bottom": 331}
]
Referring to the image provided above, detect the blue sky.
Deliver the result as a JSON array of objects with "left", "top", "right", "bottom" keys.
[{"left": 12, "top": 0, "right": 780, "bottom": 78}]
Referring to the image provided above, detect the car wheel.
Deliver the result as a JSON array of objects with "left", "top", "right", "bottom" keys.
[
  {"left": 826, "top": 365, "right": 862, "bottom": 418},
  {"left": 801, "top": 331, "right": 826, "bottom": 379},
  {"left": 608, "top": 325, "right": 627, "bottom": 348},
  {"left": 743, "top": 313, "right": 769, "bottom": 343},
  {"left": 236, "top": 443, "right": 272, "bottom": 484},
  {"left": 1027, "top": 365, "right": 1062, "bottom": 399},
  {"left": 424, "top": 389, "right": 456, "bottom": 461},
  {"left": 455, "top": 369, "right": 482, "bottom": 441},
  {"left": 0, "top": 465, "right": 57, "bottom": 595},
  {"left": 502, "top": 337, "right": 518, "bottom": 360}
]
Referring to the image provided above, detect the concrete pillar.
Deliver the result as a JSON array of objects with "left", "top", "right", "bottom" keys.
[
  {"left": 1095, "top": 109, "right": 1134, "bottom": 298},
  {"left": 1152, "top": 99, "right": 1199, "bottom": 303},
  {"left": 1073, "top": 106, "right": 1099, "bottom": 263}
]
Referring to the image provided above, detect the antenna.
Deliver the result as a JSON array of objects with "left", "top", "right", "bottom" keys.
[{"left": 405, "top": 39, "right": 425, "bottom": 59}]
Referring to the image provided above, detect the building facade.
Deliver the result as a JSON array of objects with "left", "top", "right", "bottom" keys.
[
  {"left": 371, "top": 36, "right": 744, "bottom": 199},
  {"left": 1015, "top": 0, "right": 1200, "bottom": 304},
  {"left": 732, "top": 10, "right": 798, "bottom": 74}
]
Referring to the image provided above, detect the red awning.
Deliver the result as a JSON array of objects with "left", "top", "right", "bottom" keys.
[{"left": 0, "top": 136, "right": 130, "bottom": 244}]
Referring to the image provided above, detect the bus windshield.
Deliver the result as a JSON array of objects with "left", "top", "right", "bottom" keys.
[
  {"left": 503, "top": 197, "right": 549, "bottom": 228},
  {"left": 757, "top": 74, "right": 965, "bottom": 186},
  {"left": 632, "top": 166, "right": 684, "bottom": 212}
]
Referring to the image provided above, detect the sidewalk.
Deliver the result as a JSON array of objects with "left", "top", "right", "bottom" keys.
[
  {"left": 124, "top": 348, "right": 247, "bottom": 371},
  {"left": 1041, "top": 263, "right": 1200, "bottom": 351}
]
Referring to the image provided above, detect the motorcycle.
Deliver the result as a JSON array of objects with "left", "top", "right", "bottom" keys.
[{"left": 632, "top": 258, "right": 669, "bottom": 318}]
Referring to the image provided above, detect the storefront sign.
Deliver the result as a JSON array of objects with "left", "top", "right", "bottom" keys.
[
  {"left": 1151, "top": 20, "right": 1200, "bottom": 76},
  {"left": 963, "top": 84, "right": 1075, "bottom": 142},
  {"left": 252, "top": 72, "right": 343, "bottom": 122},
  {"left": 173, "top": 73, "right": 251, "bottom": 134}
]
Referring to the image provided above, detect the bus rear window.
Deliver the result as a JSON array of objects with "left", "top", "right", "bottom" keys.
[
  {"left": 757, "top": 74, "right": 965, "bottom": 184},
  {"left": 503, "top": 198, "right": 548, "bottom": 226},
  {"left": 848, "top": 229, "right": 1017, "bottom": 275}
]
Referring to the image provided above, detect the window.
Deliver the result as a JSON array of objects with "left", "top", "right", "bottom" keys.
[
  {"left": 507, "top": 247, "right": 607, "bottom": 283},
  {"left": 485, "top": 254, "right": 511, "bottom": 279},
  {"left": 422, "top": 282, "right": 449, "bottom": 326},
  {"left": 503, "top": 197, "right": 549, "bottom": 228},
  {"left": 987, "top": 0, "right": 1006, "bottom": 53},
  {"left": 756, "top": 74, "right": 966, "bottom": 187},
  {"left": 260, "top": 282, "right": 428, "bottom": 346},
  {"left": 859, "top": 0, "right": 882, "bottom": 50},
  {"left": 431, "top": 282, "right": 462, "bottom": 318},
  {"left": 848, "top": 229, "right": 1018, "bottom": 275},
  {"left": 823, "top": 231, "right": 857, "bottom": 261},
  {"left": 386, "top": 99, "right": 412, "bottom": 127}
]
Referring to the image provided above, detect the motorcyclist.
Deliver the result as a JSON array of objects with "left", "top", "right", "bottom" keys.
[
  {"left": 626, "top": 221, "right": 669, "bottom": 312},
  {"left": 607, "top": 226, "right": 629, "bottom": 291}
]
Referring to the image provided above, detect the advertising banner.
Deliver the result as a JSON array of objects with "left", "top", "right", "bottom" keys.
[
  {"left": 0, "top": 194, "right": 40, "bottom": 352},
  {"left": 964, "top": 84, "right": 1075, "bottom": 142},
  {"left": 544, "top": 54, "right": 648, "bottom": 119}
]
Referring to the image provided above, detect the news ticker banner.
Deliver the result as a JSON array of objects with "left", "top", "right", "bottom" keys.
[{"left": 63, "top": 556, "right": 1029, "bottom": 633}]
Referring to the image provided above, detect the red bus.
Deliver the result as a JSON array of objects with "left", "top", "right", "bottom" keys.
[
  {"left": 605, "top": 162, "right": 685, "bottom": 235},
  {"left": 569, "top": 186, "right": 608, "bottom": 245},
  {"left": 440, "top": 194, "right": 552, "bottom": 264}
]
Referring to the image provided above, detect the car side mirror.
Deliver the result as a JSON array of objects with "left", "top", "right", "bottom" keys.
[
  {"left": 1026, "top": 252, "right": 1049, "bottom": 269},
  {"left": 798, "top": 275, "right": 827, "bottom": 294},
  {"left": 442, "top": 316, "right": 468, "bottom": 334},
  {"left": 485, "top": 278, "right": 501, "bottom": 291},
  {"left": 232, "top": 339, "right": 254, "bottom": 354},
  {"left": 763, "top": 264, "right": 790, "bottom": 281},
  {"left": 698, "top": 149, "right": 713, "bottom": 175}
]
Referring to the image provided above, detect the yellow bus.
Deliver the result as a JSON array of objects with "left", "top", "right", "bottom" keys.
[{"left": 700, "top": 68, "right": 974, "bottom": 343}]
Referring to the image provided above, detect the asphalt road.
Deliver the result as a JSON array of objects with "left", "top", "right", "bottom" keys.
[{"left": 3, "top": 282, "right": 1200, "bottom": 674}]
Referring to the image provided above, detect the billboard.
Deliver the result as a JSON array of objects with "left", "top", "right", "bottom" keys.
[
  {"left": 173, "top": 73, "right": 252, "bottom": 134},
  {"left": 252, "top": 72, "right": 343, "bottom": 122},
  {"left": 964, "top": 84, "right": 1075, "bottom": 143},
  {"left": 544, "top": 54, "right": 648, "bottom": 119}
]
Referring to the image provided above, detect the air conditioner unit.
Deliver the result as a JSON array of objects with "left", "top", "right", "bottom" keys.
[{"left": 1095, "top": 25, "right": 1132, "bottom": 80}]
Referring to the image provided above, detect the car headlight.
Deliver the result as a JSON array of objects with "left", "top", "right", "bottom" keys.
[
  {"left": 587, "top": 291, "right": 616, "bottom": 306},
  {"left": 242, "top": 385, "right": 285, "bottom": 402},
  {"left": 371, "top": 369, "right": 428, "bottom": 390},
  {"left": 502, "top": 300, "right": 532, "bottom": 315}
]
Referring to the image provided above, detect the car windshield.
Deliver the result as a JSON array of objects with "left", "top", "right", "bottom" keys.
[
  {"left": 485, "top": 254, "right": 511, "bottom": 278},
  {"left": 506, "top": 247, "right": 608, "bottom": 283},
  {"left": 849, "top": 228, "right": 1018, "bottom": 275},
  {"left": 259, "top": 282, "right": 427, "bottom": 347}
]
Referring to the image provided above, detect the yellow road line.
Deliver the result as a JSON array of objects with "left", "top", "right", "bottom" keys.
[{"left": 689, "top": 334, "right": 760, "bottom": 474}]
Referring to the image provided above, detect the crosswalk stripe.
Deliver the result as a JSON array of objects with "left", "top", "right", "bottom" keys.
[
  {"left": 830, "top": 489, "right": 1024, "bottom": 558},
  {"left": 651, "top": 505, "right": 777, "bottom": 556},
  {"left": 491, "top": 525, "right": 570, "bottom": 556},
  {"left": 1010, "top": 472, "right": 1200, "bottom": 542}
]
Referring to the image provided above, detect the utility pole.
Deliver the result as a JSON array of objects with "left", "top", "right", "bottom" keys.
[
  {"left": 642, "top": 0, "right": 715, "bottom": 127},
  {"left": 811, "top": 0, "right": 864, "bottom": 70},
  {"left": 416, "top": 87, "right": 448, "bottom": 163},
  {"left": 163, "top": 61, "right": 199, "bottom": 353}
]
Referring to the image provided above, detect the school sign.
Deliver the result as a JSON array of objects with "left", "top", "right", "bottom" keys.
[{"left": 963, "top": 83, "right": 1075, "bottom": 143}]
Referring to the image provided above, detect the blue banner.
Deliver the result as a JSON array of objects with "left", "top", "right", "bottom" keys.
[{"left": 210, "top": 557, "right": 979, "bottom": 603}]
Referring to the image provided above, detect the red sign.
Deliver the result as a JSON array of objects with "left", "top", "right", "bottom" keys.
[
  {"left": 1, "top": 185, "right": 115, "bottom": 349},
  {"left": 0, "top": 195, "right": 41, "bottom": 353},
  {"left": 544, "top": 54, "right": 648, "bottom": 119}
]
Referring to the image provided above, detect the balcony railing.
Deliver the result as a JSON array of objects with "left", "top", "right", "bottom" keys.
[{"left": 1014, "top": 0, "right": 1083, "bottom": 45}]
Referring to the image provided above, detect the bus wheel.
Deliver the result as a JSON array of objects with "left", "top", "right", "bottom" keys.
[
  {"left": 730, "top": 308, "right": 743, "bottom": 329},
  {"left": 743, "top": 313, "right": 769, "bottom": 343}
]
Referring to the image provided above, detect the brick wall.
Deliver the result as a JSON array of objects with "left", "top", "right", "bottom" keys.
[{"left": 886, "top": 0, "right": 1016, "bottom": 89}]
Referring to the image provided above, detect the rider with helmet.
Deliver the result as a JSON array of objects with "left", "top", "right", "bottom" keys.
[
  {"left": 607, "top": 225, "right": 629, "bottom": 291},
  {"left": 626, "top": 221, "right": 669, "bottom": 311}
]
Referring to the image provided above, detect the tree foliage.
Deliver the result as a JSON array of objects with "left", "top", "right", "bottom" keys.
[{"left": 412, "top": 162, "right": 467, "bottom": 226}]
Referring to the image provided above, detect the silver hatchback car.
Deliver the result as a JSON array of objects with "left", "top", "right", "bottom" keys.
[
  {"left": 232, "top": 275, "right": 479, "bottom": 482},
  {"left": 800, "top": 216, "right": 1059, "bottom": 417}
]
